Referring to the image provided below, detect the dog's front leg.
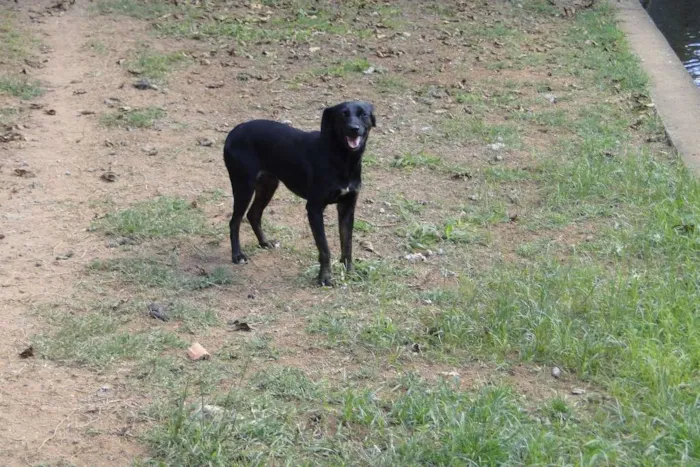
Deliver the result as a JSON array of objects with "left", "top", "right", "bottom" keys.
[
  {"left": 307, "top": 202, "right": 332, "bottom": 286},
  {"left": 337, "top": 193, "right": 358, "bottom": 273}
]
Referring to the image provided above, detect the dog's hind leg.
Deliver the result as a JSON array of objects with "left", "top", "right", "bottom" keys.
[
  {"left": 230, "top": 181, "right": 254, "bottom": 264},
  {"left": 247, "top": 171, "right": 280, "bottom": 249}
]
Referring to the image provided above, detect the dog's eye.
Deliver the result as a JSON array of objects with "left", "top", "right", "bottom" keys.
[
  {"left": 358, "top": 111, "right": 366, "bottom": 117},
  {"left": 343, "top": 110, "right": 350, "bottom": 117}
]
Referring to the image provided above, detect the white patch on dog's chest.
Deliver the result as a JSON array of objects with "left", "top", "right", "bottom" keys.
[{"left": 339, "top": 187, "right": 351, "bottom": 196}]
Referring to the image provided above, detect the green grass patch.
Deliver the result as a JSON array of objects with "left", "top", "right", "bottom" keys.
[
  {"left": 403, "top": 216, "right": 488, "bottom": 251},
  {"left": 94, "top": 196, "right": 208, "bottom": 239},
  {"left": 375, "top": 75, "right": 409, "bottom": 94},
  {"left": 124, "top": 49, "right": 189, "bottom": 81},
  {"left": 89, "top": 257, "right": 235, "bottom": 291},
  {"left": 100, "top": 106, "right": 165, "bottom": 129},
  {"left": 390, "top": 151, "right": 441, "bottom": 170},
  {"left": 36, "top": 311, "right": 186, "bottom": 369},
  {"left": 93, "top": 0, "right": 178, "bottom": 19},
  {"left": 0, "top": 107, "right": 21, "bottom": 125},
  {"left": 0, "top": 76, "right": 43, "bottom": 100},
  {"left": 144, "top": 371, "right": 610, "bottom": 465},
  {"left": 315, "top": 58, "right": 371, "bottom": 77},
  {"left": 442, "top": 116, "right": 521, "bottom": 147}
]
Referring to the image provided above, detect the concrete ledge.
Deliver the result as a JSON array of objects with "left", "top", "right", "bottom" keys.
[{"left": 616, "top": 0, "right": 700, "bottom": 174}]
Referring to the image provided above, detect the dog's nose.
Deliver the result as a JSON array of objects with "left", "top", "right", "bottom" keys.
[{"left": 349, "top": 124, "right": 361, "bottom": 134}]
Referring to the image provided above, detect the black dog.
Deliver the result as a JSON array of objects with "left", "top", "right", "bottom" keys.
[{"left": 223, "top": 101, "right": 376, "bottom": 286}]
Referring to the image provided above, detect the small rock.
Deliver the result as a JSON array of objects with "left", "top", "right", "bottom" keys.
[
  {"left": 198, "top": 137, "right": 215, "bottom": 147},
  {"left": 106, "top": 236, "right": 135, "bottom": 248},
  {"left": 494, "top": 154, "right": 504, "bottom": 162},
  {"left": 78, "top": 110, "right": 95, "bottom": 116},
  {"left": 206, "top": 82, "right": 224, "bottom": 89},
  {"left": 543, "top": 93, "right": 557, "bottom": 104},
  {"left": 468, "top": 194, "right": 479, "bottom": 202},
  {"left": 187, "top": 342, "right": 210, "bottom": 361},
  {"left": 73, "top": 89, "right": 87, "bottom": 95},
  {"left": 360, "top": 240, "right": 375, "bottom": 253},
  {"left": 142, "top": 146, "right": 158, "bottom": 156},
  {"left": 192, "top": 403, "right": 227, "bottom": 421},
  {"left": 133, "top": 78, "right": 158, "bottom": 91},
  {"left": 228, "top": 320, "right": 252, "bottom": 332},
  {"left": 44, "top": 109, "right": 56, "bottom": 116},
  {"left": 65, "top": 170, "right": 71, "bottom": 176},
  {"left": 19, "top": 345, "right": 34, "bottom": 359},
  {"left": 148, "top": 302, "right": 169, "bottom": 322},
  {"left": 551, "top": 366, "right": 562, "bottom": 379},
  {"left": 362, "top": 66, "right": 375, "bottom": 75},
  {"left": 379, "top": 208, "right": 385, "bottom": 214},
  {"left": 55, "top": 250, "right": 74, "bottom": 260},
  {"left": 283, "top": 305, "right": 292, "bottom": 313},
  {"left": 571, "top": 388, "right": 586, "bottom": 395},
  {"left": 104, "top": 97, "right": 120, "bottom": 107},
  {"left": 404, "top": 253, "right": 427, "bottom": 263},
  {"left": 14, "top": 168, "right": 35, "bottom": 178},
  {"left": 200, "top": 58, "right": 211, "bottom": 66},
  {"left": 488, "top": 142, "right": 506, "bottom": 151},
  {"left": 100, "top": 170, "right": 118, "bottom": 182}
]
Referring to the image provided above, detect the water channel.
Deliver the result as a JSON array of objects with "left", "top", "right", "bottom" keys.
[{"left": 641, "top": 0, "right": 700, "bottom": 87}]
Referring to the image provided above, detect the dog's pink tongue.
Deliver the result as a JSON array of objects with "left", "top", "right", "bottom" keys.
[{"left": 347, "top": 136, "right": 361, "bottom": 149}]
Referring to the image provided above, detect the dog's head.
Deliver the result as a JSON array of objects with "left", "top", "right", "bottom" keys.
[{"left": 321, "top": 101, "right": 376, "bottom": 152}]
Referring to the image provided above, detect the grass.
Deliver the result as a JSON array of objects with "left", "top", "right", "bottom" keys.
[
  {"left": 315, "top": 58, "right": 372, "bottom": 78},
  {"left": 442, "top": 116, "right": 521, "bottom": 147},
  {"left": 0, "top": 76, "right": 43, "bottom": 100},
  {"left": 32, "top": 1, "right": 700, "bottom": 465},
  {"left": 37, "top": 312, "right": 186, "bottom": 368},
  {"left": 89, "top": 256, "right": 235, "bottom": 291},
  {"left": 100, "top": 106, "right": 166, "bottom": 129},
  {"left": 94, "top": 196, "right": 210, "bottom": 239},
  {"left": 145, "top": 371, "right": 591, "bottom": 465},
  {"left": 124, "top": 49, "right": 189, "bottom": 82},
  {"left": 0, "top": 107, "right": 21, "bottom": 125},
  {"left": 95, "top": 0, "right": 381, "bottom": 43},
  {"left": 0, "top": 12, "right": 37, "bottom": 63},
  {"left": 0, "top": 14, "right": 43, "bottom": 100},
  {"left": 93, "top": 0, "right": 177, "bottom": 19},
  {"left": 390, "top": 151, "right": 441, "bottom": 170}
]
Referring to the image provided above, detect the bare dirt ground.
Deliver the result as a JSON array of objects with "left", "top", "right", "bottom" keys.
[{"left": 0, "top": 0, "right": 668, "bottom": 464}]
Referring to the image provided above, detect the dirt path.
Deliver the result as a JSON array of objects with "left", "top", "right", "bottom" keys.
[{"left": 0, "top": 2, "right": 142, "bottom": 464}]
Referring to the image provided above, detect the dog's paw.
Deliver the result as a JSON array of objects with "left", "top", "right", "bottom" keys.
[
  {"left": 232, "top": 253, "right": 249, "bottom": 264},
  {"left": 260, "top": 240, "right": 280, "bottom": 249},
  {"left": 317, "top": 272, "right": 333, "bottom": 287}
]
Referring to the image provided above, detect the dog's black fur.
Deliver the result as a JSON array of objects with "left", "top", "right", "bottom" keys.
[{"left": 223, "top": 101, "right": 376, "bottom": 286}]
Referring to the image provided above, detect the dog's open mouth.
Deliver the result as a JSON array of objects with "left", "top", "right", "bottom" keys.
[{"left": 346, "top": 135, "right": 363, "bottom": 150}]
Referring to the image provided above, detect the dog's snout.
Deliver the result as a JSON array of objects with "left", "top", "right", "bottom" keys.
[{"left": 348, "top": 124, "right": 361, "bottom": 134}]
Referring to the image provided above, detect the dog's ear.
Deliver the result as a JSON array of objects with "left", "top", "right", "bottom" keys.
[
  {"left": 321, "top": 105, "right": 337, "bottom": 135},
  {"left": 366, "top": 102, "right": 376, "bottom": 127}
]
